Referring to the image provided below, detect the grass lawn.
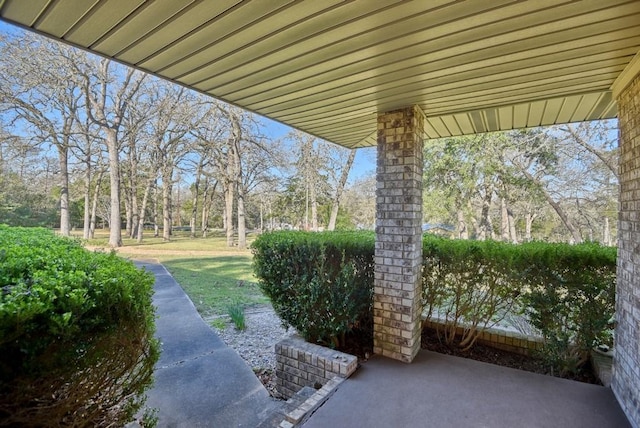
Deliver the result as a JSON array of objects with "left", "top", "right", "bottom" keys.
[
  {"left": 81, "top": 229, "right": 268, "bottom": 319},
  {"left": 157, "top": 255, "right": 269, "bottom": 318}
]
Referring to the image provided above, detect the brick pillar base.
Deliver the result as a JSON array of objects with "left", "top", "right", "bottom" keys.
[
  {"left": 373, "top": 106, "right": 424, "bottom": 363},
  {"left": 613, "top": 70, "right": 640, "bottom": 428}
]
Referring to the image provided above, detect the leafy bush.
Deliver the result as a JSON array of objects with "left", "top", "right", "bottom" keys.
[
  {"left": 0, "top": 225, "right": 159, "bottom": 427},
  {"left": 252, "top": 231, "right": 374, "bottom": 347},
  {"left": 422, "top": 235, "right": 522, "bottom": 350},
  {"left": 519, "top": 241, "right": 616, "bottom": 375},
  {"left": 254, "top": 230, "right": 615, "bottom": 376},
  {"left": 422, "top": 235, "right": 616, "bottom": 375}
]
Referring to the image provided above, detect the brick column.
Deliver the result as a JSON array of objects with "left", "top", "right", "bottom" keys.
[
  {"left": 613, "top": 69, "right": 640, "bottom": 428},
  {"left": 374, "top": 106, "right": 424, "bottom": 363}
]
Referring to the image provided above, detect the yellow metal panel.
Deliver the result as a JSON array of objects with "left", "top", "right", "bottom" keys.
[
  {"left": 424, "top": 119, "right": 444, "bottom": 139},
  {"left": 64, "top": 0, "right": 145, "bottom": 46},
  {"left": 571, "top": 93, "right": 603, "bottom": 122},
  {"left": 1, "top": 0, "right": 638, "bottom": 147},
  {"left": 557, "top": 96, "right": 582, "bottom": 123},
  {"left": 92, "top": 0, "right": 195, "bottom": 56},
  {"left": 36, "top": 0, "right": 97, "bottom": 37},
  {"left": 140, "top": 0, "right": 301, "bottom": 74},
  {"left": 498, "top": 107, "right": 514, "bottom": 130},
  {"left": 541, "top": 98, "right": 565, "bottom": 125},
  {"left": 441, "top": 116, "right": 462, "bottom": 137},
  {"left": 513, "top": 104, "right": 530, "bottom": 129},
  {"left": 0, "top": 0, "right": 50, "bottom": 26},
  {"left": 527, "top": 101, "right": 547, "bottom": 128},
  {"left": 116, "top": 1, "right": 239, "bottom": 64},
  {"left": 453, "top": 114, "right": 475, "bottom": 135}
]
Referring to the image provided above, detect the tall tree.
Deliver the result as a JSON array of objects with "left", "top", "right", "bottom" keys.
[
  {"left": 0, "top": 33, "right": 84, "bottom": 235},
  {"left": 78, "top": 59, "right": 146, "bottom": 247},
  {"left": 327, "top": 149, "right": 356, "bottom": 231}
]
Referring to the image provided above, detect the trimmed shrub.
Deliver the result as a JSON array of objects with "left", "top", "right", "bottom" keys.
[
  {"left": 0, "top": 225, "right": 159, "bottom": 427},
  {"left": 422, "top": 235, "right": 522, "bottom": 351},
  {"left": 254, "top": 230, "right": 615, "bottom": 375},
  {"left": 518, "top": 241, "right": 616, "bottom": 375},
  {"left": 252, "top": 231, "right": 374, "bottom": 347}
]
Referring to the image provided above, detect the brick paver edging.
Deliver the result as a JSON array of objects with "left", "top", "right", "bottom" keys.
[{"left": 275, "top": 336, "right": 357, "bottom": 399}]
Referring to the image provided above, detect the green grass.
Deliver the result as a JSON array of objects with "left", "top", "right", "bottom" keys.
[
  {"left": 81, "top": 229, "right": 257, "bottom": 252},
  {"left": 79, "top": 231, "right": 268, "bottom": 319},
  {"left": 157, "top": 255, "right": 268, "bottom": 318}
]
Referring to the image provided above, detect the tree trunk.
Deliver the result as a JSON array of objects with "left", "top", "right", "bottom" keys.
[
  {"left": 603, "top": 216, "right": 611, "bottom": 246},
  {"left": 83, "top": 154, "right": 91, "bottom": 239},
  {"left": 190, "top": 161, "right": 203, "bottom": 238},
  {"left": 478, "top": 184, "right": 494, "bottom": 240},
  {"left": 237, "top": 185, "right": 247, "bottom": 249},
  {"left": 507, "top": 206, "right": 518, "bottom": 243},
  {"left": 328, "top": 149, "right": 356, "bottom": 231},
  {"left": 162, "top": 167, "right": 173, "bottom": 242},
  {"left": 57, "top": 145, "right": 71, "bottom": 236},
  {"left": 128, "top": 150, "right": 139, "bottom": 239},
  {"left": 310, "top": 182, "right": 318, "bottom": 231},
  {"left": 89, "top": 169, "right": 105, "bottom": 240},
  {"left": 457, "top": 210, "right": 468, "bottom": 239},
  {"left": 224, "top": 179, "right": 234, "bottom": 246},
  {"left": 520, "top": 169, "right": 582, "bottom": 243},
  {"left": 106, "top": 129, "right": 122, "bottom": 248},
  {"left": 136, "top": 178, "right": 154, "bottom": 243},
  {"left": 124, "top": 186, "right": 132, "bottom": 237},
  {"left": 500, "top": 197, "right": 509, "bottom": 242},
  {"left": 201, "top": 180, "right": 210, "bottom": 237},
  {"left": 525, "top": 211, "right": 536, "bottom": 242},
  {"left": 153, "top": 180, "right": 159, "bottom": 237}
]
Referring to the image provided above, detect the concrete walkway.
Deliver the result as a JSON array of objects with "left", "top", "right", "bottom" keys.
[
  {"left": 135, "top": 260, "right": 630, "bottom": 428},
  {"left": 302, "top": 351, "right": 631, "bottom": 428},
  {"left": 135, "top": 261, "right": 278, "bottom": 427}
]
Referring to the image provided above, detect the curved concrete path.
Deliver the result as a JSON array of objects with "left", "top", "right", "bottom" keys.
[{"left": 135, "top": 261, "right": 278, "bottom": 427}]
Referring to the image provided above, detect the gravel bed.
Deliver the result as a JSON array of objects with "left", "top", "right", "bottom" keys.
[
  {"left": 206, "top": 306, "right": 296, "bottom": 397},
  {"left": 211, "top": 306, "right": 295, "bottom": 369}
]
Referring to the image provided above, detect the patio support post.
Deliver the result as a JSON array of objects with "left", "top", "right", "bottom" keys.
[
  {"left": 374, "top": 105, "right": 425, "bottom": 363},
  {"left": 613, "top": 62, "right": 640, "bottom": 428}
]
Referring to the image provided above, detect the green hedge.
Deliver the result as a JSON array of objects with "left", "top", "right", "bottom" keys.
[
  {"left": 252, "top": 231, "right": 616, "bottom": 374},
  {"left": 422, "top": 236, "right": 523, "bottom": 350},
  {"left": 0, "top": 225, "right": 159, "bottom": 427},
  {"left": 517, "top": 241, "right": 616, "bottom": 374},
  {"left": 252, "top": 231, "right": 374, "bottom": 347},
  {"left": 422, "top": 235, "right": 616, "bottom": 373}
]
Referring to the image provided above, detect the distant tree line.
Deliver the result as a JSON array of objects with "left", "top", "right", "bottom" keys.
[
  {"left": 0, "top": 30, "right": 617, "bottom": 246},
  {"left": 0, "top": 31, "right": 359, "bottom": 247}
]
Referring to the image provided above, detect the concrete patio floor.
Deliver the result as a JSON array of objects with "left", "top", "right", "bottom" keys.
[{"left": 302, "top": 350, "right": 630, "bottom": 428}]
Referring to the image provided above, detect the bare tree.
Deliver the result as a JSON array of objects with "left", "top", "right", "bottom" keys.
[
  {"left": 78, "top": 58, "right": 147, "bottom": 247},
  {"left": 0, "top": 33, "right": 86, "bottom": 235}
]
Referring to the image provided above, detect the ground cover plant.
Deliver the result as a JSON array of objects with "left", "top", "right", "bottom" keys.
[{"left": 0, "top": 225, "right": 159, "bottom": 427}]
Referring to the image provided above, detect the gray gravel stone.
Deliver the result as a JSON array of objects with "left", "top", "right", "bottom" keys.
[{"left": 207, "top": 306, "right": 296, "bottom": 371}]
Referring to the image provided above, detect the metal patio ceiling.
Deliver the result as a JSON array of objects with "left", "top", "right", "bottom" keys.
[{"left": 1, "top": 0, "right": 639, "bottom": 148}]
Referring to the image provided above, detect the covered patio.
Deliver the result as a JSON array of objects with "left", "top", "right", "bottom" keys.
[{"left": 1, "top": 1, "right": 639, "bottom": 426}]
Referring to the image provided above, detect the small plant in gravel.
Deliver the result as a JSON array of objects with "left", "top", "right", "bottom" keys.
[
  {"left": 227, "top": 302, "right": 247, "bottom": 331},
  {"left": 211, "top": 318, "right": 227, "bottom": 330}
]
